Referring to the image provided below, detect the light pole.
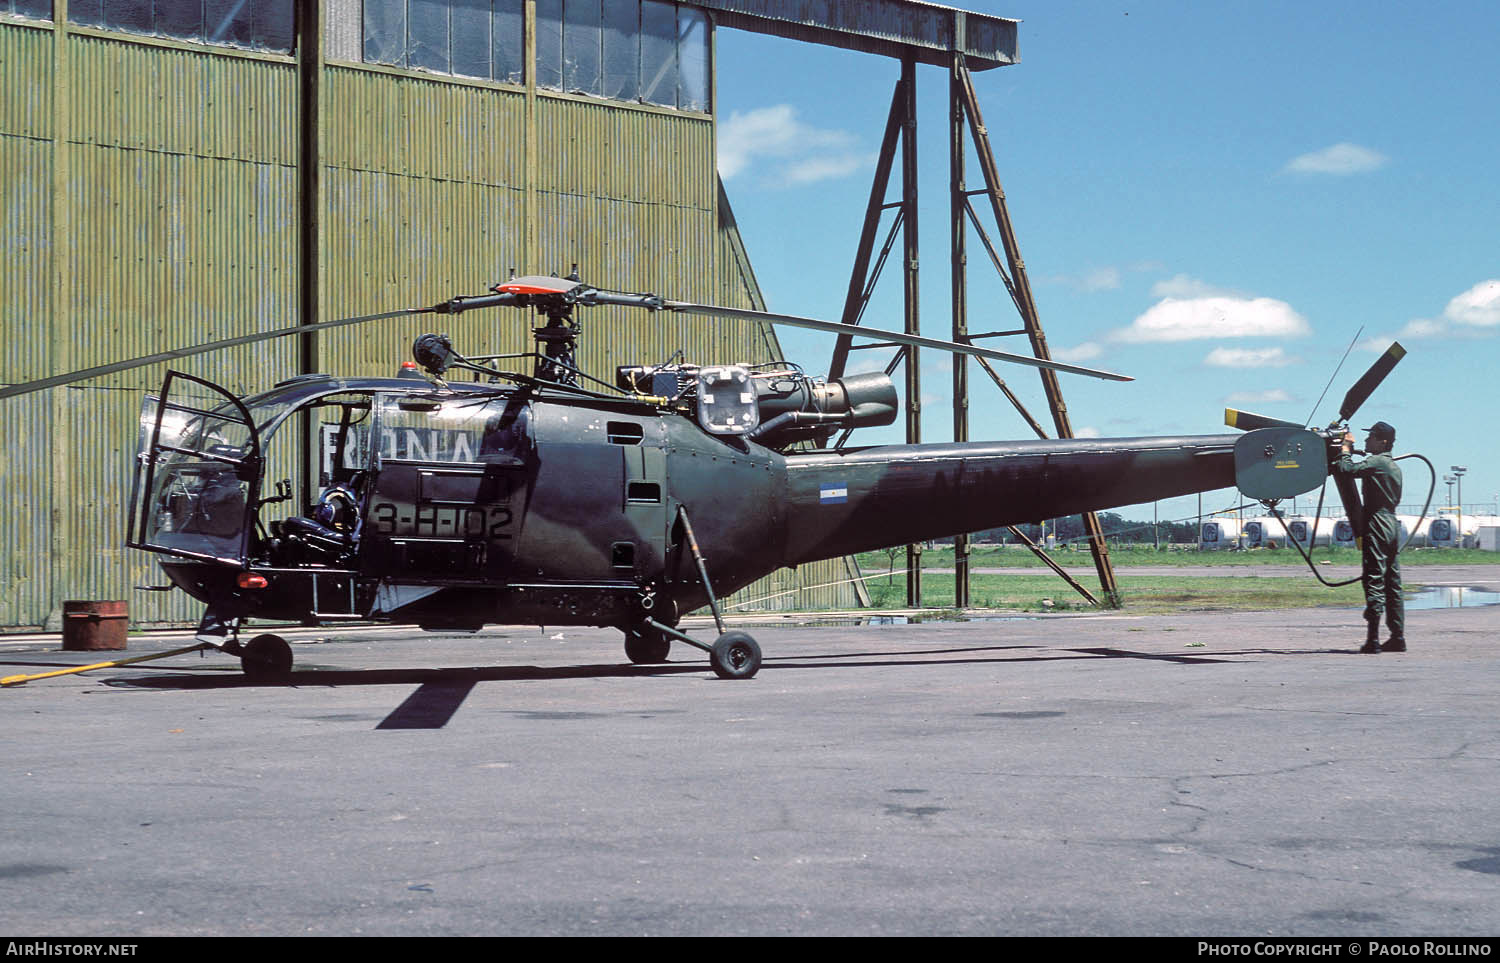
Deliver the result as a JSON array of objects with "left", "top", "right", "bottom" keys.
[
  {"left": 1444, "top": 475, "right": 1457, "bottom": 515},
  {"left": 1452, "top": 465, "right": 1467, "bottom": 535}
]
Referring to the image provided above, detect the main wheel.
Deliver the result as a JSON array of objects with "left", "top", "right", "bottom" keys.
[
  {"left": 710, "top": 631, "right": 761, "bottom": 680},
  {"left": 241, "top": 633, "right": 293, "bottom": 683},
  {"left": 624, "top": 624, "right": 672, "bottom": 664}
]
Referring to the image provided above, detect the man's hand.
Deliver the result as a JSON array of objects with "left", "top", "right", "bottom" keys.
[{"left": 1341, "top": 431, "right": 1355, "bottom": 454}]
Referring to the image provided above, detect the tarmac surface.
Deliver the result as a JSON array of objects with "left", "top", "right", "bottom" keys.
[{"left": 3, "top": 583, "right": 1500, "bottom": 936}]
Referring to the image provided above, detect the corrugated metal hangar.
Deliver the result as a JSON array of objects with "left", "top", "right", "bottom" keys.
[{"left": 0, "top": 0, "right": 1024, "bottom": 630}]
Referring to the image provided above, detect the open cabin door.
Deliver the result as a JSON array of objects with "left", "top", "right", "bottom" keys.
[{"left": 127, "top": 371, "right": 261, "bottom": 565}]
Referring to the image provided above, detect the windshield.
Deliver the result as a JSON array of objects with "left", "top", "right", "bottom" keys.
[{"left": 133, "top": 383, "right": 258, "bottom": 564}]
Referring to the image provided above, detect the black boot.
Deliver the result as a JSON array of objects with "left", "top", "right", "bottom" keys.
[
  {"left": 1381, "top": 637, "right": 1406, "bottom": 652},
  {"left": 1360, "top": 618, "right": 1381, "bottom": 654}
]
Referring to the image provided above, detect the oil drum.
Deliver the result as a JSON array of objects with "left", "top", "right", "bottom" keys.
[{"left": 61, "top": 600, "right": 129, "bottom": 652}]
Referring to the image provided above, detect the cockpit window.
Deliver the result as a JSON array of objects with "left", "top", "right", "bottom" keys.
[
  {"left": 375, "top": 393, "right": 530, "bottom": 466},
  {"left": 314, "top": 393, "right": 377, "bottom": 483}
]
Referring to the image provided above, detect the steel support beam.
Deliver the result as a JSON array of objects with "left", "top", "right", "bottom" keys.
[
  {"left": 297, "top": 0, "right": 324, "bottom": 508},
  {"left": 949, "top": 51, "right": 969, "bottom": 607},
  {"left": 900, "top": 57, "right": 922, "bottom": 607},
  {"left": 698, "top": 0, "right": 1019, "bottom": 72},
  {"left": 953, "top": 60, "right": 1119, "bottom": 605},
  {"left": 828, "top": 82, "right": 905, "bottom": 382},
  {"left": 823, "top": 66, "right": 923, "bottom": 605}
]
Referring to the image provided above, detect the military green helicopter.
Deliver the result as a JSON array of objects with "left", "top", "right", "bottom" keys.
[{"left": 4, "top": 274, "right": 1399, "bottom": 681}]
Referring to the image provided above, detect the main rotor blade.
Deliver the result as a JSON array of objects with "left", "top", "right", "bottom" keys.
[
  {"left": 1337, "top": 341, "right": 1406, "bottom": 424},
  {"left": 0, "top": 306, "right": 432, "bottom": 401},
  {"left": 1224, "top": 408, "right": 1302, "bottom": 432},
  {"left": 661, "top": 301, "right": 1132, "bottom": 382}
]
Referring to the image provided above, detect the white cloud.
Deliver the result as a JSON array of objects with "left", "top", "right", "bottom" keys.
[
  {"left": 1355, "top": 279, "right": 1500, "bottom": 350},
  {"left": 1283, "top": 142, "right": 1389, "bottom": 175},
  {"left": 717, "top": 105, "right": 869, "bottom": 188},
  {"left": 1204, "top": 346, "right": 1298, "bottom": 368},
  {"left": 1073, "top": 426, "right": 1101, "bottom": 439},
  {"left": 782, "top": 154, "right": 869, "bottom": 185},
  {"left": 1355, "top": 335, "right": 1410, "bottom": 354},
  {"left": 844, "top": 355, "right": 895, "bottom": 377},
  {"left": 1111, "top": 297, "right": 1311, "bottom": 343},
  {"left": 1149, "top": 274, "right": 1236, "bottom": 299},
  {"left": 1444, "top": 279, "right": 1500, "bottom": 327},
  {"left": 1225, "top": 389, "right": 1293, "bottom": 404},
  {"left": 1400, "top": 318, "right": 1446, "bottom": 339},
  {"left": 1053, "top": 341, "right": 1103, "bottom": 362},
  {"left": 1046, "top": 265, "right": 1148, "bottom": 292},
  {"left": 1080, "top": 268, "right": 1121, "bottom": 292}
]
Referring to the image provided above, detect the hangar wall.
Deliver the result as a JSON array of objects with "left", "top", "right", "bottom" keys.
[{"left": 0, "top": 1, "right": 864, "bottom": 630}]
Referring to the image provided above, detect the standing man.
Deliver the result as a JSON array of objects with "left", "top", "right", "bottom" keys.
[{"left": 1334, "top": 421, "right": 1404, "bottom": 653}]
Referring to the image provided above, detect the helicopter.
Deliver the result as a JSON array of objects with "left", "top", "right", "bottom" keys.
[{"left": 3, "top": 274, "right": 1402, "bottom": 681}]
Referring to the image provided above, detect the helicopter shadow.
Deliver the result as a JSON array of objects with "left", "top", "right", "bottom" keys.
[
  {"left": 95, "top": 641, "right": 1357, "bottom": 729},
  {"left": 105, "top": 661, "right": 707, "bottom": 729}
]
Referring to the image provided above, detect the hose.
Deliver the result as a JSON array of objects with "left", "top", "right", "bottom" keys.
[{"left": 1268, "top": 452, "right": 1437, "bottom": 588}]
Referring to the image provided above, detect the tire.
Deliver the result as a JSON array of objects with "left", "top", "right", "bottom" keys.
[
  {"left": 710, "top": 631, "right": 761, "bottom": 680},
  {"left": 624, "top": 624, "right": 672, "bottom": 664},
  {"left": 241, "top": 633, "right": 293, "bottom": 683}
]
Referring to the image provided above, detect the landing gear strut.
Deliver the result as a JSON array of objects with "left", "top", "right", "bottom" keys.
[
  {"left": 634, "top": 619, "right": 763, "bottom": 679},
  {"left": 627, "top": 506, "right": 763, "bottom": 679}
]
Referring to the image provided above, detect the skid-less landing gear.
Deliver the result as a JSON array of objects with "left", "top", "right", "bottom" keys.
[
  {"left": 631, "top": 619, "right": 763, "bottom": 680},
  {"left": 623, "top": 507, "right": 764, "bottom": 679}
]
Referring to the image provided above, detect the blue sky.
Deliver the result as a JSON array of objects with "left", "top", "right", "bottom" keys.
[{"left": 713, "top": 0, "right": 1499, "bottom": 530}]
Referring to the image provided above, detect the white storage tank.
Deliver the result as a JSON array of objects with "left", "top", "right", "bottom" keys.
[
  {"left": 1242, "top": 516, "right": 1272, "bottom": 548},
  {"left": 1396, "top": 515, "right": 1430, "bottom": 548},
  {"left": 1281, "top": 516, "right": 1334, "bottom": 549},
  {"left": 1428, "top": 515, "right": 1463, "bottom": 548},
  {"left": 1199, "top": 519, "right": 1235, "bottom": 550}
]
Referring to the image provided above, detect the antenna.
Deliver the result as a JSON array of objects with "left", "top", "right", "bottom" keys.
[{"left": 1304, "top": 326, "right": 1362, "bottom": 426}]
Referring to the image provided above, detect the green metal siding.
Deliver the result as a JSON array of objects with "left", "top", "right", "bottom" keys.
[
  {"left": 69, "top": 33, "right": 296, "bottom": 162},
  {"left": 0, "top": 13, "right": 864, "bottom": 630},
  {"left": 0, "top": 21, "right": 51, "bottom": 141}
]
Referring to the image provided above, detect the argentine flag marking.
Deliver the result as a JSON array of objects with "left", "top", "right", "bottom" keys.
[{"left": 819, "top": 483, "right": 848, "bottom": 505}]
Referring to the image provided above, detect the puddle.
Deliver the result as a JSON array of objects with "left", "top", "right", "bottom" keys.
[
  {"left": 1407, "top": 586, "right": 1500, "bottom": 610},
  {"left": 866, "top": 614, "right": 1042, "bottom": 625}
]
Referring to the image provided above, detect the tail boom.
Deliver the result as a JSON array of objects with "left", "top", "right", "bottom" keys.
[{"left": 783, "top": 435, "right": 1239, "bottom": 564}]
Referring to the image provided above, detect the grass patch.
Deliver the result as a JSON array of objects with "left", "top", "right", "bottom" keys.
[
  {"left": 865, "top": 571, "right": 1366, "bottom": 614},
  {"left": 858, "top": 545, "right": 1498, "bottom": 572}
]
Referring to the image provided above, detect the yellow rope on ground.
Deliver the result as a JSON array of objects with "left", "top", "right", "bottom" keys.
[{"left": 2, "top": 643, "right": 212, "bottom": 687}]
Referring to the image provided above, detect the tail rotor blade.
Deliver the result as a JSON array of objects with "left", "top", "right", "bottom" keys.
[
  {"left": 1225, "top": 408, "right": 1302, "bottom": 432},
  {"left": 1337, "top": 341, "right": 1406, "bottom": 424}
]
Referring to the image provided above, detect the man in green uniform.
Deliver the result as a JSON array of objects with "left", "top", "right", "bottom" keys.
[{"left": 1333, "top": 421, "right": 1404, "bottom": 653}]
